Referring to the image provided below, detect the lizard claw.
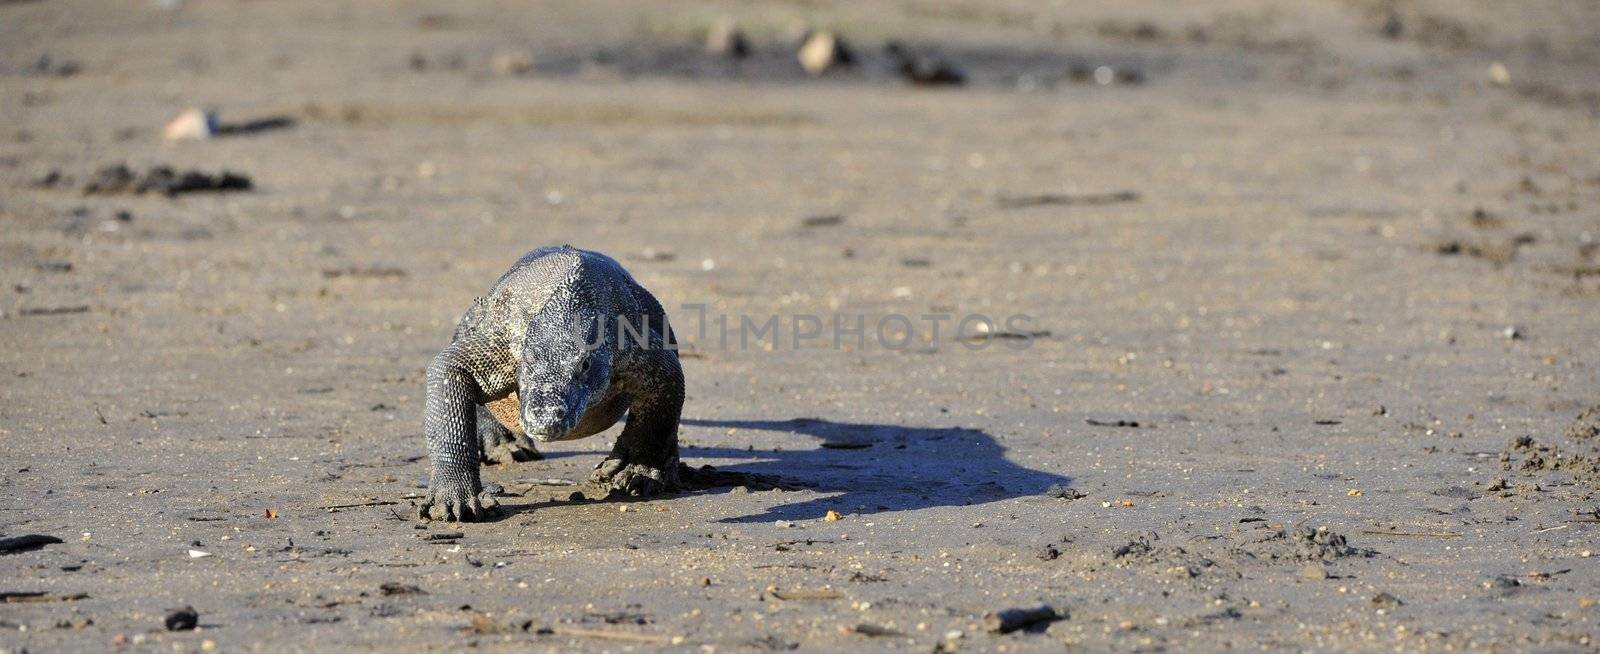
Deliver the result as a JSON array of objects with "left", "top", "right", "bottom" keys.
[
  {"left": 593, "top": 457, "right": 626, "bottom": 479},
  {"left": 483, "top": 436, "right": 543, "bottom": 465},
  {"left": 588, "top": 457, "right": 679, "bottom": 497},
  {"left": 418, "top": 478, "right": 500, "bottom": 522}
]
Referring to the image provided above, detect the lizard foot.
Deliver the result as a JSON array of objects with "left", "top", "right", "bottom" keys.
[
  {"left": 588, "top": 456, "right": 680, "bottom": 497},
  {"left": 417, "top": 480, "right": 500, "bottom": 522},
  {"left": 483, "top": 436, "right": 543, "bottom": 465}
]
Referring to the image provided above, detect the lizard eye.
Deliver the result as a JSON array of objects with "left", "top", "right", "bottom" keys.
[{"left": 579, "top": 358, "right": 592, "bottom": 374}]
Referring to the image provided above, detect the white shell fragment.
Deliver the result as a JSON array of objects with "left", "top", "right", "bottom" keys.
[{"left": 163, "top": 108, "right": 217, "bottom": 141}]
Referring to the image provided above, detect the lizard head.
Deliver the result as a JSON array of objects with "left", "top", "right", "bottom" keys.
[{"left": 519, "top": 310, "right": 613, "bottom": 441}]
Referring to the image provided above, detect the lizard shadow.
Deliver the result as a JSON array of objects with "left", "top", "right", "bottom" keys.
[{"left": 676, "top": 417, "right": 1073, "bottom": 523}]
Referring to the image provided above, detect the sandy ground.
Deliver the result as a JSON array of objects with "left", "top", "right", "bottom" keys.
[{"left": 3, "top": 1, "right": 1599, "bottom": 651}]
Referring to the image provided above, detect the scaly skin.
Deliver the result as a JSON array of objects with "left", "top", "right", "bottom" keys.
[{"left": 419, "top": 246, "right": 683, "bottom": 522}]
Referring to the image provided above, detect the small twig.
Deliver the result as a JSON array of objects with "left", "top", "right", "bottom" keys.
[
  {"left": 321, "top": 500, "right": 399, "bottom": 510},
  {"left": 19, "top": 305, "right": 89, "bottom": 317},
  {"left": 1566, "top": 518, "right": 1600, "bottom": 524},
  {"left": 1360, "top": 529, "right": 1462, "bottom": 538},
  {"left": 3, "top": 592, "right": 89, "bottom": 603},
  {"left": 1085, "top": 418, "right": 1141, "bottom": 428},
  {"left": 984, "top": 605, "right": 1061, "bottom": 633},
  {"left": 94, "top": 406, "right": 108, "bottom": 425},
  {"left": 995, "top": 190, "right": 1140, "bottom": 209},
  {"left": 771, "top": 589, "right": 843, "bottom": 600},
  {"left": 1532, "top": 524, "right": 1568, "bottom": 534},
  {"left": 959, "top": 329, "right": 1052, "bottom": 342},
  {"left": 753, "top": 563, "right": 821, "bottom": 570},
  {"left": 539, "top": 626, "right": 681, "bottom": 645}
]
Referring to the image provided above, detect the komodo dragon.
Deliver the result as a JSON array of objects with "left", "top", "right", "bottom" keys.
[{"left": 418, "top": 246, "right": 683, "bottom": 521}]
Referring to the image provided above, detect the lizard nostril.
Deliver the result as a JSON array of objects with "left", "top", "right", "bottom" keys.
[{"left": 525, "top": 406, "right": 565, "bottom": 424}]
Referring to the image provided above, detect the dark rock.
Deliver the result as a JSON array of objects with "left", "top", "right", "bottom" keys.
[
  {"left": 884, "top": 42, "right": 966, "bottom": 86},
  {"left": 77, "top": 164, "right": 252, "bottom": 197},
  {"left": 164, "top": 606, "right": 199, "bottom": 631},
  {"left": 1371, "top": 592, "right": 1404, "bottom": 608},
  {"left": 1485, "top": 575, "right": 1522, "bottom": 595},
  {"left": 1380, "top": 13, "right": 1405, "bottom": 39},
  {"left": 0, "top": 534, "right": 64, "bottom": 554},
  {"left": 33, "top": 169, "right": 64, "bottom": 188},
  {"left": 380, "top": 582, "right": 425, "bottom": 596},
  {"left": 84, "top": 164, "right": 137, "bottom": 194},
  {"left": 705, "top": 16, "right": 751, "bottom": 59},
  {"left": 1293, "top": 525, "right": 1373, "bottom": 561},
  {"left": 744, "top": 634, "right": 799, "bottom": 650},
  {"left": 1044, "top": 484, "right": 1085, "bottom": 500},
  {"left": 29, "top": 54, "right": 81, "bottom": 77},
  {"left": 982, "top": 605, "right": 1061, "bottom": 633},
  {"left": 1112, "top": 534, "right": 1156, "bottom": 559},
  {"left": 136, "top": 166, "right": 252, "bottom": 196},
  {"left": 1567, "top": 405, "right": 1600, "bottom": 441}
]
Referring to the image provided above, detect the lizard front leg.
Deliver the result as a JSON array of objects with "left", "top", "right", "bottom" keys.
[
  {"left": 590, "top": 348, "right": 684, "bottom": 497},
  {"left": 419, "top": 348, "right": 500, "bottom": 521},
  {"left": 477, "top": 401, "right": 543, "bottom": 464}
]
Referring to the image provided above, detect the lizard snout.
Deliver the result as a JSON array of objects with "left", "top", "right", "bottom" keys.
[{"left": 523, "top": 406, "right": 571, "bottom": 441}]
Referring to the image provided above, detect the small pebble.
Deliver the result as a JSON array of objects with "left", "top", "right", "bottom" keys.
[
  {"left": 1371, "top": 592, "right": 1403, "bottom": 608},
  {"left": 1487, "top": 62, "right": 1512, "bottom": 86},
  {"left": 163, "top": 108, "right": 216, "bottom": 141},
  {"left": 704, "top": 16, "right": 750, "bottom": 58},
  {"left": 490, "top": 49, "right": 534, "bottom": 76},
  {"left": 798, "top": 32, "right": 851, "bottom": 76}
]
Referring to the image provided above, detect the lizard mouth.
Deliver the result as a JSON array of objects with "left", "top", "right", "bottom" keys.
[
  {"left": 528, "top": 426, "right": 577, "bottom": 442},
  {"left": 524, "top": 400, "right": 587, "bottom": 441},
  {"left": 525, "top": 418, "right": 573, "bottom": 442}
]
